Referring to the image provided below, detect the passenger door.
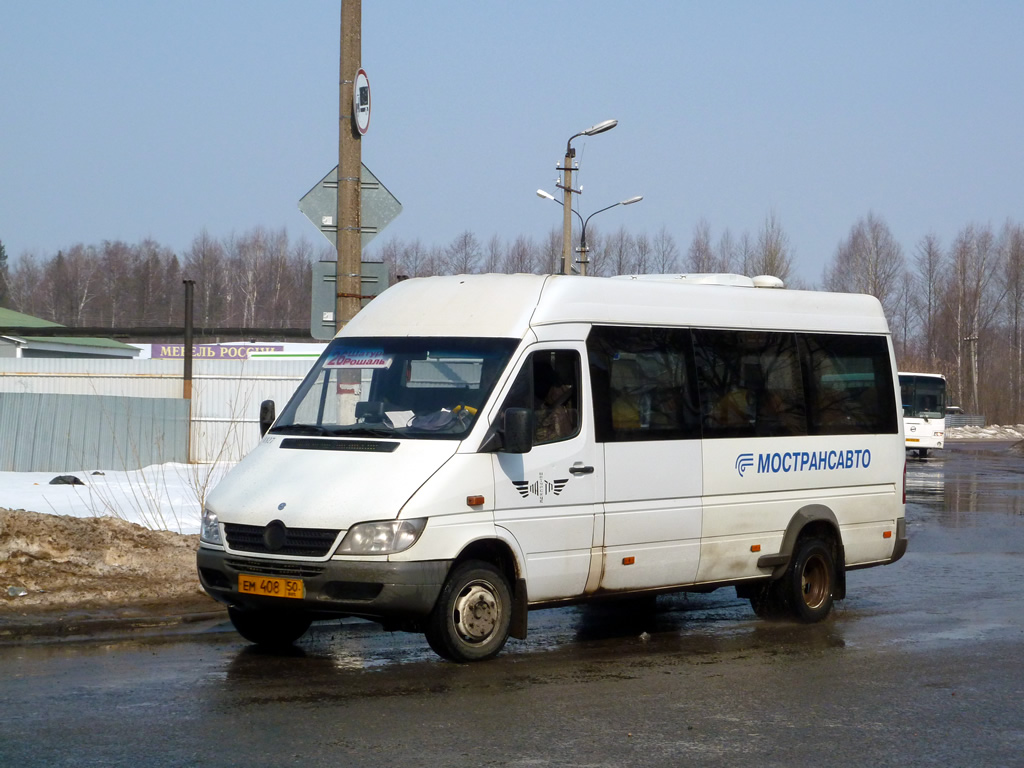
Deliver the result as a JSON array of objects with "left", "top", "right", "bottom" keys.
[
  {"left": 588, "top": 326, "right": 704, "bottom": 590},
  {"left": 491, "top": 346, "right": 602, "bottom": 602}
]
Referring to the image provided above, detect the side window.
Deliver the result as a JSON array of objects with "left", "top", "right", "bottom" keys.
[
  {"left": 802, "top": 334, "right": 898, "bottom": 435},
  {"left": 504, "top": 350, "right": 581, "bottom": 446},
  {"left": 587, "top": 326, "right": 700, "bottom": 442},
  {"left": 693, "top": 329, "right": 807, "bottom": 439}
]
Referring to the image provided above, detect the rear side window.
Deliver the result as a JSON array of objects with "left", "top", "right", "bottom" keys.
[
  {"left": 587, "top": 326, "right": 701, "bottom": 442},
  {"left": 693, "top": 330, "right": 807, "bottom": 439},
  {"left": 801, "top": 333, "right": 898, "bottom": 435}
]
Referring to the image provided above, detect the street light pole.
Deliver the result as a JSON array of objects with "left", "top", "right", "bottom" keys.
[
  {"left": 555, "top": 119, "right": 617, "bottom": 275},
  {"left": 578, "top": 196, "right": 643, "bottom": 276},
  {"left": 538, "top": 191, "right": 642, "bottom": 276}
]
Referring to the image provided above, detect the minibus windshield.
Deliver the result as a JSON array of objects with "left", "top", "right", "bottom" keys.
[{"left": 272, "top": 337, "right": 519, "bottom": 440}]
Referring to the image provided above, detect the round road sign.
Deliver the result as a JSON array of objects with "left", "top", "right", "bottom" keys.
[{"left": 354, "top": 68, "right": 370, "bottom": 135}]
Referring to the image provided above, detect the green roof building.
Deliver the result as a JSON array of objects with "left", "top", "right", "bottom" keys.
[{"left": 0, "top": 308, "right": 139, "bottom": 359}]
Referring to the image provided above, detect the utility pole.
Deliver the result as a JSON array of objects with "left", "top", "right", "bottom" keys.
[
  {"left": 336, "top": 0, "right": 362, "bottom": 330},
  {"left": 559, "top": 144, "right": 574, "bottom": 276}
]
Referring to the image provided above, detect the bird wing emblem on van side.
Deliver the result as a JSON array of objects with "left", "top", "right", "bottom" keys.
[{"left": 511, "top": 476, "right": 570, "bottom": 502}]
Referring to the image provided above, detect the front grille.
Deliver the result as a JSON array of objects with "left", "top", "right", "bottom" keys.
[
  {"left": 224, "top": 523, "right": 341, "bottom": 557},
  {"left": 225, "top": 558, "right": 326, "bottom": 579}
]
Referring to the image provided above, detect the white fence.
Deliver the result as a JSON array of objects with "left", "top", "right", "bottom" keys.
[{"left": 0, "top": 358, "right": 315, "bottom": 465}]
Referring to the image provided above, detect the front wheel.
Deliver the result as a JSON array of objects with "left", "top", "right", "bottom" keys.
[
  {"left": 228, "top": 606, "right": 312, "bottom": 648},
  {"left": 782, "top": 538, "right": 836, "bottom": 623},
  {"left": 424, "top": 560, "right": 512, "bottom": 662}
]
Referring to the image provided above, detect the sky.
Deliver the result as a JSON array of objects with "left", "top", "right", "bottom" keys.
[{"left": 2, "top": 1, "right": 1023, "bottom": 286}]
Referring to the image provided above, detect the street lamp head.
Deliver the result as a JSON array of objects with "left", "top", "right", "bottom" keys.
[
  {"left": 582, "top": 119, "right": 618, "bottom": 136},
  {"left": 536, "top": 189, "right": 556, "bottom": 201},
  {"left": 621, "top": 195, "right": 643, "bottom": 205}
]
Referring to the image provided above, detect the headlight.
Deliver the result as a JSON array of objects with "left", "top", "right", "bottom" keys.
[
  {"left": 337, "top": 518, "right": 427, "bottom": 555},
  {"left": 201, "top": 507, "right": 222, "bottom": 545}
]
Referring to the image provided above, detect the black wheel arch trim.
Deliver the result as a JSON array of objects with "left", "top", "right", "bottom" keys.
[
  {"left": 450, "top": 537, "right": 529, "bottom": 640},
  {"left": 756, "top": 504, "right": 847, "bottom": 599}
]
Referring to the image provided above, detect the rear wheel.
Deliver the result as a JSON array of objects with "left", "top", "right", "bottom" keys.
[
  {"left": 228, "top": 606, "right": 312, "bottom": 648},
  {"left": 424, "top": 560, "right": 512, "bottom": 662},
  {"left": 782, "top": 538, "right": 836, "bottom": 623},
  {"left": 748, "top": 580, "right": 788, "bottom": 619}
]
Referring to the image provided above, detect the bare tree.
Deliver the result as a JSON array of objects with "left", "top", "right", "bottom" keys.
[
  {"left": 715, "top": 228, "right": 737, "bottom": 273},
  {"left": 824, "top": 212, "right": 905, "bottom": 319},
  {"left": 652, "top": 226, "right": 679, "bottom": 273},
  {"left": 910, "top": 234, "right": 945, "bottom": 370},
  {"left": 751, "top": 212, "right": 793, "bottom": 282},
  {"left": 445, "top": 231, "right": 481, "bottom": 275},
  {"left": 501, "top": 235, "right": 537, "bottom": 274},
  {"left": 1000, "top": 222, "right": 1024, "bottom": 420},
  {"left": 98, "top": 240, "right": 133, "bottom": 327},
  {"left": 737, "top": 231, "right": 755, "bottom": 276},
  {"left": 45, "top": 244, "right": 100, "bottom": 325},
  {"left": 481, "top": 235, "right": 503, "bottom": 274},
  {"left": 685, "top": 219, "right": 715, "bottom": 272},
  {"left": 633, "top": 233, "right": 652, "bottom": 274},
  {"left": 3, "top": 252, "right": 45, "bottom": 314},
  {"left": 538, "top": 228, "right": 562, "bottom": 275},
  {"left": 605, "top": 226, "right": 634, "bottom": 275},
  {"left": 942, "top": 224, "right": 1004, "bottom": 412}
]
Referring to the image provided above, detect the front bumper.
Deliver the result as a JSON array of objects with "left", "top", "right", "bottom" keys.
[{"left": 197, "top": 546, "right": 452, "bottom": 622}]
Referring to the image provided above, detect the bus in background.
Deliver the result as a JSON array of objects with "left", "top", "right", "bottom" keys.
[{"left": 898, "top": 372, "right": 946, "bottom": 456}]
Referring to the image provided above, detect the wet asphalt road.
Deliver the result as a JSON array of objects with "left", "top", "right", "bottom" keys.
[{"left": 3, "top": 441, "right": 1024, "bottom": 767}]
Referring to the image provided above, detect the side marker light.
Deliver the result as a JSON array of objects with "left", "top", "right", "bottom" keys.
[{"left": 466, "top": 495, "right": 485, "bottom": 506}]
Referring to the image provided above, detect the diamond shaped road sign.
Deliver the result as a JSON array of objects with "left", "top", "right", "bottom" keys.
[{"left": 299, "top": 163, "right": 402, "bottom": 249}]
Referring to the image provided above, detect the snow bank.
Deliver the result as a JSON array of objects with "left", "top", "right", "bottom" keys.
[
  {"left": 946, "top": 425, "right": 1024, "bottom": 440},
  {"left": 0, "top": 462, "right": 233, "bottom": 536}
]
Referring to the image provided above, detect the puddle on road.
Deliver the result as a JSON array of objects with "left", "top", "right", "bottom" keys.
[{"left": 907, "top": 440, "right": 1024, "bottom": 530}]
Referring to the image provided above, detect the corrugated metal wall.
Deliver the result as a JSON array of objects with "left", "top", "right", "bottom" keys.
[
  {"left": 0, "top": 392, "right": 189, "bottom": 471},
  {"left": 0, "top": 359, "right": 314, "bottom": 468}
]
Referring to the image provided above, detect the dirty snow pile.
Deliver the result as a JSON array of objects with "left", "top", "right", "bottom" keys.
[
  {"left": 0, "top": 463, "right": 233, "bottom": 616},
  {"left": 946, "top": 425, "right": 1024, "bottom": 440}
]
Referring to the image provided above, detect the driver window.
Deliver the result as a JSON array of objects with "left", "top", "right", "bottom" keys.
[{"left": 504, "top": 350, "right": 581, "bottom": 446}]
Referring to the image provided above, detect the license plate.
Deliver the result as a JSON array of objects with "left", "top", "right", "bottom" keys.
[{"left": 238, "top": 574, "right": 304, "bottom": 600}]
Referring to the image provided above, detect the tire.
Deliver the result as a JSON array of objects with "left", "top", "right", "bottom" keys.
[
  {"left": 748, "top": 580, "right": 788, "bottom": 619},
  {"left": 781, "top": 538, "right": 836, "bottom": 623},
  {"left": 424, "top": 560, "right": 512, "bottom": 663},
  {"left": 228, "top": 606, "right": 312, "bottom": 648}
]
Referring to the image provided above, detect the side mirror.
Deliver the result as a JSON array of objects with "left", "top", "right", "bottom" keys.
[
  {"left": 259, "top": 399, "right": 276, "bottom": 437},
  {"left": 501, "top": 408, "right": 534, "bottom": 454}
]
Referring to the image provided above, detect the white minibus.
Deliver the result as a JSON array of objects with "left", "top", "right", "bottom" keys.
[
  {"left": 197, "top": 273, "right": 907, "bottom": 662},
  {"left": 898, "top": 372, "right": 946, "bottom": 456}
]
